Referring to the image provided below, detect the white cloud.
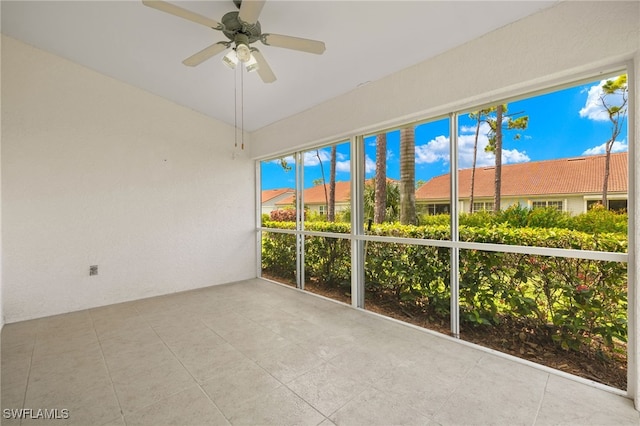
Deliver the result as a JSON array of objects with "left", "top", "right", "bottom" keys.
[
  {"left": 502, "top": 148, "right": 530, "bottom": 164},
  {"left": 365, "top": 155, "right": 376, "bottom": 174},
  {"left": 457, "top": 129, "right": 494, "bottom": 168},
  {"left": 582, "top": 140, "right": 628, "bottom": 156},
  {"left": 415, "top": 135, "right": 449, "bottom": 164},
  {"left": 336, "top": 160, "right": 351, "bottom": 173},
  {"left": 303, "top": 149, "right": 335, "bottom": 167},
  {"left": 415, "top": 123, "right": 530, "bottom": 170},
  {"left": 459, "top": 124, "right": 479, "bottom": 134},
  {"left": 579, "top": 79, "right": 627, "bottom": 121}
]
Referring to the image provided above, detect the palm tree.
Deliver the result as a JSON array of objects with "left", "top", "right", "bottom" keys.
[
  {"left": 399, "top": 126, "right": 416, "bottom": 225},
  {"left": 492, "top": 105, "right": 504, "bottom": 212},
  {"left": 328, "top": 145, "right": 337, "bottom": 222},
  {"left": 374, "top": 133, "right": 387, "bottom": 223}
]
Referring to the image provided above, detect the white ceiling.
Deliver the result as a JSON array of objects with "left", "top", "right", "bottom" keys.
[{"left": 1, "top": 1, "right": 557, "bottom": 132}]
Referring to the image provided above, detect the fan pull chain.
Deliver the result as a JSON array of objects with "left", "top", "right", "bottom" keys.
[
  {"left": 233, "top": 64, "right": 245, "bottom": 151},
  {"left": 241, "top": 66, "right": 244, "bottom": 150},
  {"left": 234, "top": 65, "right": 238, "bottom": 149}
]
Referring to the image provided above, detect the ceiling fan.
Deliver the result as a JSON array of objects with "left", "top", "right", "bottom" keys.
[{"left": 142, "top": 0, "right": 326, "bottom": 83}]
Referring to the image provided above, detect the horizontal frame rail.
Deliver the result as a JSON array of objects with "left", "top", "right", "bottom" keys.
[{"left": 258, "top": 227, "right": 628, "bottom": 263}]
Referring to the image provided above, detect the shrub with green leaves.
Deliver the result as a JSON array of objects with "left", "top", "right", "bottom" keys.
[{"left": 570, "top": 204, "right": 627, "bottom": 234}]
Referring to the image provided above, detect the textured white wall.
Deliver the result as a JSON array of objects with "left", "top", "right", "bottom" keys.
[
  {"left": 249, "top": 0, "right": 640, "bottom": 409},
  {"left": 1, "top": 36, "right": 255, "bottom": 322}
]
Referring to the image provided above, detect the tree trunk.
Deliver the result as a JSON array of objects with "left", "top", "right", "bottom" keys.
[
  {"left": 493, "top": 105, "right": 503, "bottom": 213},
  {"left": 399, "top": 126, "right": 416, "bottom": 225},
  {"left": 316, "top": 150, "right": 328, "bottom": 218},
  {"left": 601, "top": 141, "right": 613, "bottom": 208},
  {"left": 328, "top": 145, "right": 336, "bottom": 222},
  {"left": 469, "top": 116, "right": 481, "bottom": 213},
  {"left": 374, "top": 133, "right": 387, "bottom": 223}
]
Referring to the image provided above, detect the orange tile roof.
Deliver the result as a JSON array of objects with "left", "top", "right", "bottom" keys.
[
  {"left": 275, "top": 178, "right": 398, "bottom": 206},
  {"left": 416, "top": 153, "right": 628, "bottom": 200},
  {"left": 276, "top": 181, "right": 352, "bottom": 206},
  {"left": 261, "top": 188, "right": 294, "bottom": 203}
]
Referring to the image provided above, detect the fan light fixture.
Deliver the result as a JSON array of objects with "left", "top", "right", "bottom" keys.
[
  {"left": 222, "top": 50, "right": 238, "bottom": 69},
  {"left": 236, "top": 43, "right": 251, "bottom": 62},
  {"left": 245, "top": 55, "right": 259, "bottom": 73},
  {"left": 222, "top": 43, "right": 259, "bottom": 72}
]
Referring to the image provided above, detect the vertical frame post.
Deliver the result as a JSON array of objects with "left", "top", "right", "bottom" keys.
[
  {"left": 449, "top": 113, "right": 460, "bottom": 338},
  {"left": 295, "top": 151, "right": 305, "bottom": 290},
  {"left": 255, "top": 160, "right": 262, "bottom": 278},
  {"left": 351, "top": 135, "right": 365, "bottom": 308},
  {"left": 625, "top": 60, "right": 638, "bottom": 406}
]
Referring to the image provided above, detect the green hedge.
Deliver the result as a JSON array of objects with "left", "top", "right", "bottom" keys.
[{"left": 261, "top": 221, "right": 627, "bottom": 352}]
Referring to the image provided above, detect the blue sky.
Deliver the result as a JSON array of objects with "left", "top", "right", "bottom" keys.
[{"left": 261, "top": 76, "right": 628, "bottom": 190}]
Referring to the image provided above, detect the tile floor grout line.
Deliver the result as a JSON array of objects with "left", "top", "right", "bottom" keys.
[
  {"left": 278, "top": 361, "right": 339, "bottom": 422},
  {"left": 429, "top": 350, "right": 487, "bottom": 418},
  {"left": 321, "top": 385, "right": 371, "bottom": 423},
  {"left": 17, "top": 329, "right": 38, "bottom": 426},
  {"left": 207, "top": 308, "right": 333, "bottom": 424},
  {"left": 117, "top": 305, "right": 203, "bottom": 423},
  {"left": 88, "top": 307, "right": 127, "bottom": 424},
  {"left": 531, "top": 374, "right": 551, "bottom": 426},
  {"left": 194, "top": 382, "right": 234, "bottom": 425}
]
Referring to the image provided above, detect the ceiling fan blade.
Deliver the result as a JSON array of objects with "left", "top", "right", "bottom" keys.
[
  {"left": 251, "top": 49, "right": 277, "bottom": 83},
  {"left": 182, "top": 42, "right": 229, "bottom": 67},
  {"left": 238, "top": 0, "right": 265, "bottom": 26},
  {"left": 142, "top": 1, "right": 222, "bottom": 30},
  {"left": 261, "top": 33, "right": 325, "bottom": 55}
]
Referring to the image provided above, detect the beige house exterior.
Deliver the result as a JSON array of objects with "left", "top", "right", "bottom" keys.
[
  {"left": 261, "top": 188, "right": 295, "bottom": 215},
  {"left": 275, "top": 181, "right": 352, "bottom": 216},
  {"left": 416, "top": 153, "right": 628, "bottom": 215}
]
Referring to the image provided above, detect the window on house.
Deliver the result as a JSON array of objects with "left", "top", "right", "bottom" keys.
[
  {"left": 472, "top": 202, "right": 494, "bottom": 213},
  {"left": 318, "top": 205, "right": 326, "bottom": 215},
  {"left": 587, "top": 199, "right": 628, "bottom": 212},
  {"left": 609, "top": 199, "right": 628, "bottom": 212},
  {"left": 532, "top": 200, "right": 563, "bottom": 211},
  {"left": 421, "top": 203, "right": 450, "bottom": 215}
]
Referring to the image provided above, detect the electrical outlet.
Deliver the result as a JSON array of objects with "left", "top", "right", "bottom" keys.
[{"left": 89, "top": 265, "right": 98, "bottom": 276}]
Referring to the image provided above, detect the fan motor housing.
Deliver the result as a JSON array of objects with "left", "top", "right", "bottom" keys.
[{"left": 221, "top": 11, "right": 261, "bottom": 44}]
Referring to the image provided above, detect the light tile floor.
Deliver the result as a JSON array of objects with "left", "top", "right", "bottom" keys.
[{"left": 2, "top": 279, "right": 638, "bottom": 425}]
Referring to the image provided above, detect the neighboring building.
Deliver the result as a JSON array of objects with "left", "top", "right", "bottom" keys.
[
  {"left": 261, "top": 188, "right": 295, "bottom": 215},
  {"left": 275, "top": 181, "right": 352, "bottom": 216},
  {"left": 416, "top": 153, "right": 628, "bottom": 215},
  {"left": 274, "top": 178, "right": 400, "bottom": 216}
]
